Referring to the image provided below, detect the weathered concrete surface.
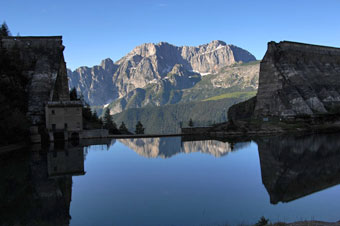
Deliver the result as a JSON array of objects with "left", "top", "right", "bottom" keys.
[
  {"left": 81, "top": 129, "right": 109, "bottom": 139},
  {"left": 229, "top": 41, "right": 340, "bottom": 121},
  {"left": 1, "top": 36, "right": 69, "bottom": 125},
  {"left": 256, "top": 41, "right": 340, "bottom": 117}
]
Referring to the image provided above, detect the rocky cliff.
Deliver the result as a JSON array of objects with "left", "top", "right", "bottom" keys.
[
  {"left": 229, "top": 41, "right": 340, "bottom": 122},
  {"left": 68, "top": 40, "right": 257, "bottom": 106}
]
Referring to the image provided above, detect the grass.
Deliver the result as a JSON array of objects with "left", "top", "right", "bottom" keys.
[{"left": 203, "top": 91, "right": 257, "bottom": 101}]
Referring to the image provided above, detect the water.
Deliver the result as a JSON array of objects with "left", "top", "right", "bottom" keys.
[{"left": 1, "top": 134, "right": 340, "bottom": 226}]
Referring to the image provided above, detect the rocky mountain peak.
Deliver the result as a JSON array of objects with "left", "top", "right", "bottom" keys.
[
  {"left": 131, "top": 43, "right": 157, "bottom": 57},
  {"left": 209, "top": 40, "right": 227, "bottom": 46},
  {"left": 100, "top": 58, "right": 114, "bottom": 71},
  {"left": 68, "top": 40, "right": 257, "bottom": 105}
]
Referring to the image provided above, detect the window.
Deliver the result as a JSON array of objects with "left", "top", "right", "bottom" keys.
[
  {"left": 51, "top": 110, "right": 55, "bottom": 115},
  {"left": 52, "top": 124, "right": 56, "bottom": 131},
  {"left": 64, "top": 123, "right": 68, "bottom": 130}
]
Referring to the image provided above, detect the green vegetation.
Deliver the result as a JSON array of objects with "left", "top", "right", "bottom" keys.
[
  {"left": 188, "top": 118, "right": 194, "bottom": 127},
  {"left": 0, "top": 22, "right": 11, "bottom": 37},
  {"left": 233, "top": 60, "right": 261, "bottom": 67},
  {"left": 103, "top": 108, "right": 119, "bottom": 134},
  {"left": 69, "top": 87, "right": 78, "bottom": 100},
  {"left": 255, "top": 216, "right": 269, "bottom": 226},
  {"left": 135, "top": 121, "right": 145, "bottom": 134},
  {"left": 203, "top": 91, "right": 257, "bottom": 101},
  {"left": 119, "top": 122, "right": 130, "bottom": 134},
  {"left": 69, "top": 88, "right": 104, "bottom": 130},
  {"left": 112, "top": 93, "right": 253, "bottom": 134}
]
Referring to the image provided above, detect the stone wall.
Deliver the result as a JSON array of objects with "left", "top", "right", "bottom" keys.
[
  {"left": 228, "top": 41, "right": 340, "bottom": 121},
  {"left": 1, "top": 36, "right": 69, "bottom": 125},
  {"left": 254, "top": 41, "right": 340, "bottom": 118},
  {"left": 81, "top": 129, "right": 109, "bottom": 139}
]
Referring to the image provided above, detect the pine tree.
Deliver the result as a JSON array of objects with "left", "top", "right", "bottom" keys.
[
  {"left": 188, "top": 118, "right": 194, "bottom": 127},
  {"left": 103, "top": 108, "right": 118, "bottom": 134},
  {"left": 119, "top": 122, "right": 129, "bottom": 134},
  {"left": 135, "top": 121, "right": 145, "bottom": 134},
  {"left": 92, "top": 111, "right": 99, "bottom": 122},
  {"left": 0, "top": 22, "right": 11, "bottom": 37},
  {"left": 69, "top": 87, "right": 78, "bottom": 100}
]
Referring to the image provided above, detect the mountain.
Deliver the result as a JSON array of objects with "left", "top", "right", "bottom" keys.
[
  {"left": 107, "top": 61, "right": 259, "bottom": 115},
  {"left": 68, "top": 40, "right": 257, "bottom": 107},
  {"left": 119, "top": 137, "right": 251, "bottom": 158}
]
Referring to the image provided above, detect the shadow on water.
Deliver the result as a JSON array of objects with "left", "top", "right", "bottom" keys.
[{"left": 1, "top": 133, "right": 340, "bottom": 225}]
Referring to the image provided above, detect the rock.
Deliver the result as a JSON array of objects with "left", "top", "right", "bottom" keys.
[
  {"left": 254, "top": 41, "right": 340, "bottom": 118},
  {"left": 228, "top": 41, "right": 340, "bottom": 122},
  {"left": 68, "top": 40, "right": 256, "bottom": 106}
]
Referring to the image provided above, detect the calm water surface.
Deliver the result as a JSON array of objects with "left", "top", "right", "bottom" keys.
[{"left": 1, "top": 134, "right": 340, "bottom": 225}]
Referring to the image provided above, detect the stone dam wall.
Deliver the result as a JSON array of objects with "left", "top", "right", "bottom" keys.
[
  {"left": 229, "top": 41, "right": 340, "bottom": 121},
  {"left": 1, "top": 36, "right": 69, "bottom": 125}
]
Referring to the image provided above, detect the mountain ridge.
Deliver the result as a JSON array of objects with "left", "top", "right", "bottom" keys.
[{"left": 68, "top": 40, "right": 257, "bottom": 106}]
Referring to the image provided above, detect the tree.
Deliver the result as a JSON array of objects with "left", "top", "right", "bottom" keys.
[
  {"left": 103, "top": 108, "right": 118, "bottom": 134},
  {"left": 255, "top": 216, "right": 269, "bottom": 226},
  {"left": 92, "top": 111, "right": 99, "bottom": 122},
  {"left": 135, "top": 121, "right": 145, "bottom": 134},
  {"left": 69, "top": 87, "right": 78, "bottom": 100},
  {"left": 188, "top": 118, "right": 194, "bottom": 127},
  {"left": 0, "top": 22, "right": 11, "bottom": 37},
  {"left": 119, "top": 122, "right": 129, "bottom": 134}
]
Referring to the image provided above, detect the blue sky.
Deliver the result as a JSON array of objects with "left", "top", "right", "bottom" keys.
[{"left": 2, "top": 0, "right": 340, "bottom": 70}]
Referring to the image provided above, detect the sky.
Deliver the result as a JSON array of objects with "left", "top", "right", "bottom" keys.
[{"left": 2, "top": 0, "right": 340, "bottom": 70}]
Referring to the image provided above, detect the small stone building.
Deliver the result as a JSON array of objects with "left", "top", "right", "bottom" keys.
[{"left": 45, "top": 101, "right": 83, "bottom": 141}]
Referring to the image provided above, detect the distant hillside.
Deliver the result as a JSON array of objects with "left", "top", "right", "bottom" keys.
[
  {"left": 112, "top": 91, "right": 256, "bottom": 134},
  {"left": 106, "top": 61, "right": 259, "bottom": 114}
]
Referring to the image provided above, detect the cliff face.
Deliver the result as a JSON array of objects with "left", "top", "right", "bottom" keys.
[
  {"left": 68, "top": 40, "right": 256, "bottom": 106},
  {"left": 1, "top": 36, "right": 69, "bottom": 125},
  {"left": 119, "top": 137, "right": 237, "bottom": 158},
  {"left": 255, "top": 41, "right": 340, "bottom": 117},
  {"left": 229, "top": 41, "right": 340, "bottom": 121}
]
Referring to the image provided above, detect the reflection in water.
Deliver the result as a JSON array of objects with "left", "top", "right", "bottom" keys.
[
  {"left": 0, "top": 143, "right": 85, "bottom": 226},
  {"left": 120, "top": 137, "right": 250, "bottom": 158},
  {"left": 1, "top": 134, "right": 340, "bottom": 225},
  {"left": 256, "top": 133, "right": 340, "bottom": 204}
]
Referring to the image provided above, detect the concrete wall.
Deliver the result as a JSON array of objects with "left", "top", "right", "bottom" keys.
[
  {"left": 1, "top": 36, "right": 67, "bottom": 125},
  {"left": 81, "top": 129, "right": 109, "bottom": 139},
  {"left": 46, "top": 105, "right": 82, "bottom": 131},
  {"left": 181, "top": 127, "right": 212, "bottom": 135}
]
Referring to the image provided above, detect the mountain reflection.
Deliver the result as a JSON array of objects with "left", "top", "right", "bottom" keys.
[
  {"left": 2, "top": 134, "right": 340, "bottom": 225},
  {"left": 0, "top": 143, "right": 85, "bottom": 226},
  {"left": 120, "top": 137, "right": 250, "bottom": 158},
  {"left": 256, "top": 133, "right": 340, "bottom": 204}
]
